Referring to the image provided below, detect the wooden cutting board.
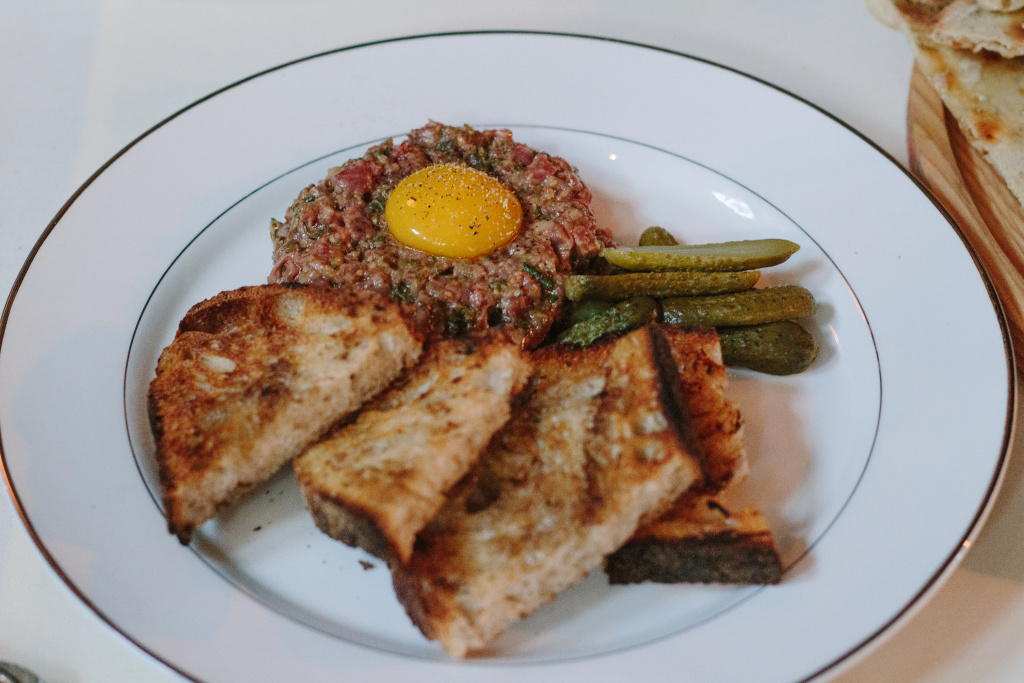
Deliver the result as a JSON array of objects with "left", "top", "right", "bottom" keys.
[{"left": 907, "top": 64, "right": 1023, "bottom": 364}]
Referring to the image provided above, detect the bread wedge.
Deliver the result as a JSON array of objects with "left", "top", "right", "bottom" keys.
[
  {"left": 659, "top": 325, "right": 747, "bottom": 491},
  {"left": 609, "top": 326, "right": 781, "bottom": 585},
  {"left": 149, "top": 284, "right": 422, "bottom": 544},
  {"left": 391, "top": 325, "right": 705, "bottom": 657},
  {"left": 294, "top": 330, "right": 533, "bottom": 564},
  {"left": 605, "top": 492, "right": 782, "bottom": 585}
]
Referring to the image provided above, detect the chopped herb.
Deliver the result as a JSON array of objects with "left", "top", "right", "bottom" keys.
[
  {"left": 522, "top": 263, "right": 554, "bottom": 290},
  {"left": 302, "top": 222, "right": 330, "bottom": 240},
  {"left": 374, "top": 235, "right": 387, "bottom": 243},
  {"left": 367, "top": 197, "right": 386, "bottom": 213},
  {"left": 446, "top": 306, "right": 473, "bottom": 336},
  {"left": 304, "top": 195, "right": 316, "bottom": 203},
  {"left": 373, "top": 140, "right": 394, "bottom": 159},
  {"left": 391, "top": 281, "right": 415, "bottom": 304}
]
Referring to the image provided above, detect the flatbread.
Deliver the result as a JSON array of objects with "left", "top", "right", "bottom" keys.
[
  {"left": 869, "top": 0, "right": 1024, "bottom": 206},
  {"left": 883, "top": 0, "right": 1024, "bottom": 57},
  {"left": 932, "top": 0, "right": 1024, "bottom": 55},
  {"left": 913, "top": 41, "right": 1024, "bottom": 205},
  {"left": 977, "top": 0, "right": 1024, "bottom": 13}
]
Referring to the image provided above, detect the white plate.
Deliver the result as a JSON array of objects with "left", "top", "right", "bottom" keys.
[{"left": 0, "top": 32, "right": 1013, "bottom": 683}]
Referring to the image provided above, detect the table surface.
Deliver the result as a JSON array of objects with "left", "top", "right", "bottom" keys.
[{"left": 2, "top": 1, "right": 1023, "bottom": 681}]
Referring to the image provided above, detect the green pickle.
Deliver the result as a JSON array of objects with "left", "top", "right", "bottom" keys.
[
  {"left": 638, "top": 226, "right": 679, "bottom": 247},
  {"left": 718, "top": 321, "right": 819, "bottom": 375},
  {"left": 566, "top": 299, "right": 614, "bottom": 326},
  {"left": 556, "top": 297, "right": 659, "bottom": 347},
  {"left": 561, "top": 229, "right": 815, "bottom": 371},
  {"left": 603, "top": 238, "right": 800, "bottom": 272},
  {"left": 565, "top": 270, "right": 760, "bottom": 302},
  {"left": 661, "top": 285, "right": 815, "bottom": 327}
]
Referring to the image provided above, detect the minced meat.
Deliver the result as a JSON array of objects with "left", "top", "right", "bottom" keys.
[{"left": 268, "top": 121, "right": 614, "bottom": 347}]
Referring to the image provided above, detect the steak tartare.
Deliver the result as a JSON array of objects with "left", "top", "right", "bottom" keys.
[{"left": 269, "top": 121, "right": 613, "bottom": 347}]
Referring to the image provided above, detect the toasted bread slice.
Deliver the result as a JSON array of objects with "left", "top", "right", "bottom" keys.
[
  {"left": 610, "top": 326, "right": 780, "bottom": 585},
  {"left": 391, "top": 325, "right": 704, "bottom": 658},
  {"left": 660, "top": 325, "right": 747, "bottom": 490},
  {"left": 149, "top": 284, "right": 422, "bottom": 544},
  {"left": 293, "top": 330, "right": 533, "bottom": 564},
  {"left": 605, "top": 493, "right": 782, "bottom": 585}
]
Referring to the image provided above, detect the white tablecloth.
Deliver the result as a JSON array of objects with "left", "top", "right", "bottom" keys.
[{"left": 2, "top": 1, "right": 1021, "bottom": 680}]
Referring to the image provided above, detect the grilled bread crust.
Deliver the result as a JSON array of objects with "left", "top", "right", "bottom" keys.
[
  {"left": 294, "top": 330, "right": 533, "bottom": 564},
  {"left": 148, "top": 284, "right": 422, "bottom": 544},
  {"left": 391, "top": 325, "right": 704, "bottom": 658},
  {"left": 659, "top": 325, "right": 747, "bottom": 490},
  {"left": 610, "top": 326, "right": 780, "bottom": 585},
  {"left": 605, "top": 492, "right": 782, "bottom": 585}
]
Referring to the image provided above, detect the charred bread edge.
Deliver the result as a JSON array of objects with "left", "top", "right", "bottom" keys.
[
  {"left": 392, "top": 560, "right": 442, "bottom": 644},
  {"left": 148, "top": 389, "right": 192, "bottom": 543},
  {"left": 175, "top": 283, "right": 425, "bottom": 339},
  {"left": 647, "top": 325, "right": 710, "bottom": 487},
  {"left": 657, "top": 323, "right": 739, "bottom": 493},
  {"left": 604, "top": 530, "right": 783, "bottom": 585},
  {"left": 304, "top": 489, "right": 399, "bottom": 565}
]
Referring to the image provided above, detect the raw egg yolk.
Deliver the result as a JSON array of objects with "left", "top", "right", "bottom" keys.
[{"left": 385, "top": 163, "right": 522, "bottom": 258}]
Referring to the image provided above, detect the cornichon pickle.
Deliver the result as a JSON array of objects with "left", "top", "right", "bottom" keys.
[
  {"left": 638, "top": 226, "right": 679, "bottom": 247},
  {"left": 567, "top": 299, "right": 615, "bottom": 326},
  {"left": 564, "top": 270, "right": 760, "bottom": 302},
  {"left": 718, "top": 321, "right": 819, "bottom": 375},
  {"left": 660, "top": 285, "right": 815, "bottom": 327},
  {"left": 556, "top": 297, "right": 659, "bottom": 347},
  {"left": 603, "top": 239, "right": 800, "bottom": 272}
]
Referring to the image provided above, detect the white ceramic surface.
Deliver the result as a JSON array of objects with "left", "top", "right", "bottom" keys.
[{"left": 0, "top": 33, "right": 1013, "bottom": 683}]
